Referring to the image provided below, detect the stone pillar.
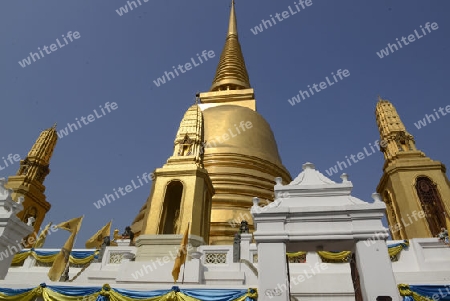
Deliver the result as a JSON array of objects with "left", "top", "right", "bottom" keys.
[
  {"left": 355, "top": 240, "right": 400, "bottom": 301},
  {"left": 240, "top": 233, "right": 252, "bottom": 261},
  {"left": 0, "top": 179, "right": 34, "bottom": 279},
  {"left": 233, "top": 233, "right": 241, "bottom": 263},
  {"left": 257, "top": 242, "right": 289, "bottom": 301}
]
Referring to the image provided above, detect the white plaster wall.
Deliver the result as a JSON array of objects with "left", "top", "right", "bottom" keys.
[{"left": 2, "top": 238, "right": 450, "bottom": 296}]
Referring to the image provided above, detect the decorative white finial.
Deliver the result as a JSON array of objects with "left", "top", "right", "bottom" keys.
[
  {"left": 0, "top": 178, "right": 7, "bottom": 196},
  {"left": 372, "top": 193, "right": 382, "bottom": 203},
  {"left": 275, "top": 177, "right": 283, "bottom": 185},
  {"left": 340, "top": 173, "right": 349, "bottom": 182},
  {"left": 27, "top": 217, "right": 36, "bottom": 226},
  {"left": 252, "top": 197, "right": 260, "bottom": 207},
  {"left": 302, "top": 162, "right": 315, "bottom": 170}
]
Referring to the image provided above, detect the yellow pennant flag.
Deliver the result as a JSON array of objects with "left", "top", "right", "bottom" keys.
[
  {"left": 445, "top": 211, "right": 450, "bottom": 233},
  {"left": 172, "top": 223, "right": 189, "bottom": 283},
  {"left": 33, "top": 222, "right": 53, "bottom": 249},
  {"left": 56, "top": 216, "right": 83, "bottom": 232},
  {"left": 85, "top": 220, "right": 112, "bottom": 249},
  {"left": 47, "top": 216, "right": 83, "bottom": 282}
]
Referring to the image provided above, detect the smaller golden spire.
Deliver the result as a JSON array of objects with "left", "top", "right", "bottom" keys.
[
  {"left": 210, "top": 0, "right": 251, "bottom": 91},
  {"left": 5, "top": 123, "right": 58, "bottom": 237},
  {"left": 375, "top": 97, "right": 407, "bottom": 135},
  {"left": 27, "top": 124, "right": 58, "bottom": 166},
  {"left": 375, "top": 97, "right": 420, "bottom": 161}
]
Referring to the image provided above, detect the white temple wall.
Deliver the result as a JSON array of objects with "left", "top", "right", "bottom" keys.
[{"left": 2, "top": 238, "right": 450, "bottom": 295}]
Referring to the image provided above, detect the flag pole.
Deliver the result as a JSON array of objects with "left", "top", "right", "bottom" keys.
[
  {"left": 61, "top": 215, "right": 84, "bottom": 282},
  {"left": 181, "top": 222, "right": 190, "bottom": 284}
]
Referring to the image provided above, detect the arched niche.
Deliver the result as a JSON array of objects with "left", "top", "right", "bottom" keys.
[
  {"left": 415, "top": 176, "right": 447, "bottom": 236},
  {"left": 159, "top": 181, "right": 184, "bottom": 234}
]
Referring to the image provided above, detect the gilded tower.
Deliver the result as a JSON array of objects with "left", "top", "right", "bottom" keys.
[
  {"left": 5, "top": 124, "right": 58, "bottom": 235},
  {"left": 138, "top": 105, "right": 214, "bottom": 239},
  {"left": 376, "top": 98, "right": 450, "bottom": 239},
  {"left": 132, "top": 1, "right": 291, "bottom": 245}
]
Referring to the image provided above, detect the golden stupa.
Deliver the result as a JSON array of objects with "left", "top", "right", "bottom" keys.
[{"left": 132, "top": 0, "right": 291, "bottom": 245}]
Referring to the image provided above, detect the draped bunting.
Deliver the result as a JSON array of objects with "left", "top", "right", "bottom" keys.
[
  {"left": 11, "top": 249, "right": 98, "bottom": 265},
  {"left": 13, "top": 241, "right": 408, "bottom": 266},
  {"left": 286, "top": 251, "right": 306, "bottom": 258},
  {"left": 388, "top": 240, "right": 409, "bottom": 260},
  {"left": 318, "top": 251, "right": 352, "bottom": 262},
  {"left": 287, "top": 240, "right": 409, "bottom": 263},
  {"left": 0, "top": 284, "right": 258, "bottom": 301},
  {"left": 399, "top": 284, "right": 450, "bottom": 301}
]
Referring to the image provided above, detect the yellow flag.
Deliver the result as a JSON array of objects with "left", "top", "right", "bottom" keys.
[
  {"left": 33, "top": 222, "right": 52, "bottom": 249},
  {"left": 56, "top": 216, "right": 83, "bottom": 232},
  {"left": 445, "top": 211, "right": 450, "bottom": 233},
  {"left": 47, "top": 216, "right": 83, "bottom": 282},
  {"left": 85, "top": 221, "right": 112, "bottom": 249},
  {"left": 172, "top": 224, "right": 189, "bottom": 283}
]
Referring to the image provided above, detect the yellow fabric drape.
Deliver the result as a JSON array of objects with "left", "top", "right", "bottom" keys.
[
  {"left": 11, "top": 251, "right": 30, "bottom": 264},
  {"left": 286, "top": 241, "right": 409, "bottom": 263},
  {"left": 12, "top": 250, "right": 98, "bottom": 265},
  {"left": 388, "top": 240, "right": 409, "bottom": 259},
  {"left": 318, "top": 251, "right": 352, "bottom": 262},
  {"left": 398, "top": 284, "right": 432, "bottom": 301},
  {"left": 286, "top": 251, "right": 306, "bottom": 258}
]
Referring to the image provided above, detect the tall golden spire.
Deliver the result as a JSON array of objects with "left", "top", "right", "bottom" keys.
[
  {"left": 210, "top": 0, "right": 251, "bottom": 91},
  {"left": 375, "top": 97, "right": 421, "bottom": 162},
  {"left": 6, "top": 124, "right": 58, "bottom": 236}
]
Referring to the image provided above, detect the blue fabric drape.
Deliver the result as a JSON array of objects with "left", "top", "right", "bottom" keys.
[
  {"left": 48, "top": 285, "right": 101, "bottom": 296},
  {"left": 407, "top": 285, "right": 450, "bottom": 300},
  {"left": 113, "top": 288, "right": 172, "bottom": 298},
  {"left": 0, "top": 287, "right": 34, "bottom": 296},
  {"left": 182, "top": 289, "right": 248, "bottom": 301}
]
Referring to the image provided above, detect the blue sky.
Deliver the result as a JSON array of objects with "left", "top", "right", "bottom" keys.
[{"left": 1, "top": 0, "right": 449, "bottom": 248}]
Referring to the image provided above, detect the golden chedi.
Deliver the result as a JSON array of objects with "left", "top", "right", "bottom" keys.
[{"left": 132, "top": 0, "right": 291, "bottom": 245}]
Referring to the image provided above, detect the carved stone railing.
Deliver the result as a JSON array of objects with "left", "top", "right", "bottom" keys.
[{"left": 198, "top": 245, "right": 233, "bottom": 265}]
